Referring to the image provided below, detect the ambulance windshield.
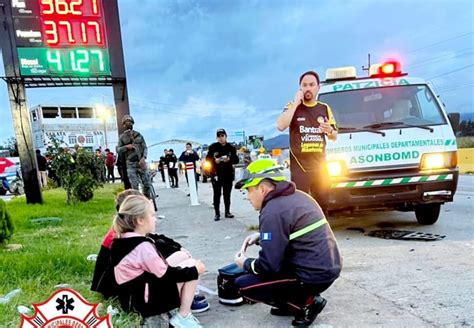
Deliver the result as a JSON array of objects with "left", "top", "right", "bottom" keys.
[{"left": 318, "top": 85, "right": 446, "bottom": 130}]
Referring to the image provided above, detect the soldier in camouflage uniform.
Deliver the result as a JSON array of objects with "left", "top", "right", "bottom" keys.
[{"left": 116, "top": 115, "right": 152, "bottom": 198}]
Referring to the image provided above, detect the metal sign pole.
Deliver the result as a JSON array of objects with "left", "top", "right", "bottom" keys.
[
  {"left": 0, "top": 0, "right": 42, "bottom": 203},
  {"left": 104, "top": 0, "right": 130, "bottom": 135},
  {"left": 5, "top": 82, "right": 42, "bottom": 204}
]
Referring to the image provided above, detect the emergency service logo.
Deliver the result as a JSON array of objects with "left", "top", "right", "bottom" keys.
[{"left": 20, "top": 288, "right": 112, "bottom": 328}]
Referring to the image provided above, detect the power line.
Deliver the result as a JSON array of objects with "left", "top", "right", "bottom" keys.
[
  {"left": 406, "top": 48, "right": 474, "bottom": 69},
  {"left": 407, "top": 32, "right": 473, "bottom": 54},
  {"left": 436, "top": 83, "right": 474, "bottom": 93},
  {"left": 427, "top": 64, "right": 474, "bottom": 80}
]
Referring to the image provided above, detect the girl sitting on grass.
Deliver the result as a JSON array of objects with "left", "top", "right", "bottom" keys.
[
  {"left": 91, "top": 189, "right": 209, "bottom": 313},
  {"left": 111, "top": 195, "right": 205, "bottom": 328}
]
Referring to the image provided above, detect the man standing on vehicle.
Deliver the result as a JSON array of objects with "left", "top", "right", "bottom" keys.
[
  {"left": 116, "top": 115, "right": 153, "bottom": 198},
  {"left": 206, "top": 129, "right": 239, "bottom": 221},
  {"left": 277, "top": 71, "right": 338, "bottom": 212}
]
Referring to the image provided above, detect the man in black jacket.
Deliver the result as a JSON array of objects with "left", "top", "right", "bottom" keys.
[
  {"left": 166, "top": 149, "right": 179, "bottom": 188},
  {"left": 234, "top": 159, "right": 342, "bottom": 327},
  {"left": 179, "top": 143, "right": 200, "bottom": 190},
  {"left": 206, "top": 128, "right": 239, "bottom": 221}
]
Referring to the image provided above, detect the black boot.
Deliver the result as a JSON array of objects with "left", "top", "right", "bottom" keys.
[
  {"left": 214, "top": 213, "right": 221, "bottom": 221},
  {"left": 225, "top": 212, "right": 234, "bottom": 218},
  {"left": 270, "top": 304, "right": 299, "bottom": 316},
  {"left": 291, "top": 296, "right": 327, "bottom": 327}
]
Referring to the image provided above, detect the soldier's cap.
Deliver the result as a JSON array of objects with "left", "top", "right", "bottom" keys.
[
  {"left": 216, "top": 128, "right": 227, "bottom": 136},
  {"left": 121, "top": 115, "right": 134, "bottom": 125}
]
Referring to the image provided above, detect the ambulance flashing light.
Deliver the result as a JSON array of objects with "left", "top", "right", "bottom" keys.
[
  {"left": 369, "top": 61, "right": 404, "bottom": 78},
  {"left": 324, "top": 61, "right": 405, "bottom": 82}
]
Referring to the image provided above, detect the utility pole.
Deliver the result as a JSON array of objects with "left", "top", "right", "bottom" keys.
[{"left": 362, "top": 53, "right": 371, "bottom": 76}]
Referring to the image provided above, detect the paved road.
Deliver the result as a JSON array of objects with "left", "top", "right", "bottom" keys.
[
  {"left": 152, "top": 174, "right": 473, "bottom": 327},
  {"left": 3, "top": 174, "right": 471, "bottom": 326}
]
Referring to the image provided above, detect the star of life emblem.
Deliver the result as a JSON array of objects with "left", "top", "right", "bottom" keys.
[{"left": 20, "top": 288, "right": 112, "bottom": 328}]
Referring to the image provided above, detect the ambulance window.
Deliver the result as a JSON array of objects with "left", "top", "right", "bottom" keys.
[
  {"left": 318, "top": 84, "right": 446, "bottom": 129},
  {"left": 414, "top": 86, "right": 446, "bottom": 125}
]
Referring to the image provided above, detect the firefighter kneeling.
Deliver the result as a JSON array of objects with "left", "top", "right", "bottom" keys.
[{"left": 233, "top": 159, "right": 342, "bottom": 327}]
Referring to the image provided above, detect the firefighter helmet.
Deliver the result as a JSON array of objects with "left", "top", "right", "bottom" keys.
[{"left": 235, "top": 159, "right": 285, "bottom": 190}]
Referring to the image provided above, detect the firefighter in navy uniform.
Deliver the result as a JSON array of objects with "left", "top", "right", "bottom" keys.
[
  {"left": 234, "top": 159, "right": 342, "bottom": 327},
  {"left": 277, "top": 71, "right": 338, "bottom": 212},
  {"left": 206, "top": 128, "right": 239, "bottom": 221},
  {"left": 116, "top": 115, "right": 153, "bottom": 198}
]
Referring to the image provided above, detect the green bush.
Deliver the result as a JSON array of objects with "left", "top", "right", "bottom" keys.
[
  {"left": 0, "top": 199, "right": 14, "bottom": 244},
  {"left": 47, "top": 138, "right": 104, "bottom": 204}
]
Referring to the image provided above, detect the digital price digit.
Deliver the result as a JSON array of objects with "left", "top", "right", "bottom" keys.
[
  {"left": 70, "top": 49, "right": 89, "bottom": 73},
  {"left": 90, "top": 49, "right": 104, "bottom": 71},
  {"left": 47, "top": 50, "right": 63, "bottom": 71}
]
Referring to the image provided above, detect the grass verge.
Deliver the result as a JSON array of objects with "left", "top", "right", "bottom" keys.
[
  {"left": 457, "top": 136, "right": 474, "bottom": 148},
  {"left": 0, "top": 184, "right": 141, "bottom": 327}
]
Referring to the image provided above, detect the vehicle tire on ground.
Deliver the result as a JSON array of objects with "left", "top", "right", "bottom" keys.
[
  {"left": 415, "top": 203, "right": 441, "bottom": 225},
  {"left": 0, "top": 188, "right": 6, "bottom": 196}
]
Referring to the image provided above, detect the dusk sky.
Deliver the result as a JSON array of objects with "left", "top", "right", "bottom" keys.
[{"left": 1, "top": 0, "right": 473, "bottom": 159}]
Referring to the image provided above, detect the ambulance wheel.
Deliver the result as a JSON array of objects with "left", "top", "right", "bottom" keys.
[{"left": 415, "top": 203, "right": 441, "bottom": 225}]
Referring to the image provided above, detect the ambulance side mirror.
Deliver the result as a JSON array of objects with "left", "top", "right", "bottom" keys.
[{"left": 447, "top": 112, "right": 460, "bottom": 134}]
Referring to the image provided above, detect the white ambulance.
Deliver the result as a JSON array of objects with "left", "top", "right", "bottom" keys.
[{"left": 319, "top": 61, "right": 459, "bottom": 225}]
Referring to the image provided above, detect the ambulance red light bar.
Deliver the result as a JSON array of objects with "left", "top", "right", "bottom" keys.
[{"left": 369, "top": 61, "right": 405, "bottom": 78}]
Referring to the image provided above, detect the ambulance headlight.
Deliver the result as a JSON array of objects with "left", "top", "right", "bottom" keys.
[
  {"left": 420, "top": 152, "right": 457, "bottom": 171},
  {"left": 327, "top": 160, "right": 346, "bottom": 177}
]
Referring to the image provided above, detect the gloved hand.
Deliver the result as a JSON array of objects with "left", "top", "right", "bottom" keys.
[
  {"left": 234, "top": 251, "right": 248, "bottom": 269},
  {"left": 240, "top": 232, "right": 260, "bottom": 253}
]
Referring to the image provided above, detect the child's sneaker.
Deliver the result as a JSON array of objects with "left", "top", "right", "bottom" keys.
[
  {"left": 170, "top": 312, "right": 202, "bottom": 328},
  {"left": 193, "top": 294, "right": 206, "bottom": 303},
  {"left": 191, "top": 298, "right": 210, "bottom": 313}
]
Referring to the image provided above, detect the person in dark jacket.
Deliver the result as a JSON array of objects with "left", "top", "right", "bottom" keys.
[
  {"left": 206, "top": 128, "right": 239, "bottom": 221},
  {"left": 158, "top": 149, "right": 168, "bottom": 183},
  {"left": 36, "top": 149, "right": 48, "bottom": 188},
  {"left": 179, "top": 143, "right": 200, "bottom": 190},
  {"left": 234, "top": 159, "right": 342, "bottom": 327},
  {"left": 104, "top": 148, "right": 116, "bottom": 183},
  {"left": 110, "top": 195, "right": 205, "bottom": 327},
  {"left": 166, "top": 149, "right": 179, "bottom": 188}
]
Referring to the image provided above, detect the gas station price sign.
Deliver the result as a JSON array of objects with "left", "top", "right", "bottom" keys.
[{"left": 12, "top": 0, "right": 111, "bottom": 77}]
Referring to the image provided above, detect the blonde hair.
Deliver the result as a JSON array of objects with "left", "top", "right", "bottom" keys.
[
  {"left": 113, "top": 195, "right": 152, "bottom": 237},
  {"left": 115, "top": 189, "right": 142, "bottom": 211}
]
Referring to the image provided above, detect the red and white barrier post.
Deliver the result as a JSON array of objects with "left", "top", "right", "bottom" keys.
[
  {"left": 163, "top": 164, "right": 171, "bottom": 189},
  {"left": 185, "top": 162, "right": 199, "bottom": 206}
]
